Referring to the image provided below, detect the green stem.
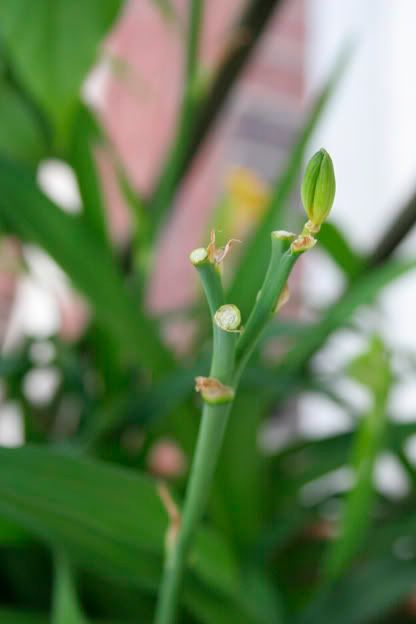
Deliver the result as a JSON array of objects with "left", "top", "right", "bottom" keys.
[
  {"left": 154, "top": 233, "right": 308, "bottom": 623},
  {"left": 192, "top": 257, "right": 224, "bottom": 316},
  {"left": 234, "top": 234, "right": 299, "bottom": 380},
  {"left": 149, "top": 0, "right": 204, "bottom": 241},
  {"left": 154, "top": 307, "right": 237, "bottom": 624}
]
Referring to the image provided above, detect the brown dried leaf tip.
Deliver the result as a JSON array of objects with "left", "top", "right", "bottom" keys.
[
  {"left": 207, "top": 230, "right": 241, "bottom": 265},
  {"left": 195, "top": 376, "right": 235, "bottom": 404},
  {"left": 291, "top": 234, "right": 317, "bottom": 254}
]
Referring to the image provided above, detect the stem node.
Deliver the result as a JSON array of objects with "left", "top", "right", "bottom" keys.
[{"left": 195, "top": 376, "right": 235, "bottom": 404}]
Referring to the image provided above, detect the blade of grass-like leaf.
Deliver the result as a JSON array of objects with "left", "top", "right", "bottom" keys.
[
  {"left": 368, "top": 186, "right": 416, "bottom": 268},
  {"left": 184, "top": 585, "right": 257, "bottom": 624},
  {"left": 69, "top": 106, "right": 110, "bottom": 250},
  {"left": 0, "top": 157, "right": 173, "bottom": 373},
  {"left": 148, "top": 0, "right": 204, "bottom": 241},
  {"left": 323, "top": 339, "right": 392, "bottom": 581},
  {"left": 0, "top": 0, "right": 124, "bottom": 143},
  {"left": 172, "top": 0, "right": 286, "bottom": 188},
  {"left": 52, "top": 549, "right": 88, "bottom": 624},
  {"left": 228, "top": 47, "right": 350, "bottom": 318},
  {"left": 239, "top": 568, "right": 285, "bottom": 624},
  {"left": 270, "top": 421, "right": 416, "bottom": 506},
  {"left": 114, "top": 159, "right": 151, "bottom": 281},
  {"left": 271, "top": 258, "right": 416, "bottom": 400},
  {"left": 0, "top": 77, "right": 47, "bottom": 165},
  {"left": 0, "top": 446, "right": 246, "bottom": 623},
  {"left": 77, "top": 358, "right": 205, "bottom": 451},
  {"left": 296, "top": 556, "right": 416, "bottom": 624},
  {"left": 318, "top": 222, "right": 364, "bottom": 278}
]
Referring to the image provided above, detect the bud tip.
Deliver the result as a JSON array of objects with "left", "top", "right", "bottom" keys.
[{"left": 301, "top": 148, "right": 336, "bottom": 230}]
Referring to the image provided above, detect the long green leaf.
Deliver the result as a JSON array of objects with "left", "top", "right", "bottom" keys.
[
  {"left": 318, "top": 222, "right": 364, "bottom": 278},
  {"left": 52, "top": 550, "right": 88, "bottom": 624},
  {"left": 0, "top": 78, "right": 46, "bottom": 165},
  {"left": 297, "top": 556, "right": 416, "bottom": 624},
  {"left": 148, "top": 0, "right": 204, "bottom": 242},
  {"left": 273, "top": 258, "right": 416, "bottom": 396},
  {"left": 69, "top": 106, "right": 110, "bottom": 249},
  {"left": 0, "top": 0, "right": 123, "bottom": 141},
  {"left": 0, "top": 446, "right": 246, "bottom": 622},
  {"left": 270, "top": 421, "right": 416, "bottom": 506},
  {"left": 323, "top": 338, "right": 392, "bottom": 581},
  {"left": 0, "top": 157, "right": 173, "bottom": 373},
  {"left": 228, "top": 48, "right": 350, "bottom": 318}
]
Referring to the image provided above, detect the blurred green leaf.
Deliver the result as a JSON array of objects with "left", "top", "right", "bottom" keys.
[
  {"left": 52, "top": 549, "right": 88, "bottom": 624},
  {"left": 0, "top": 515, "right": 28, "bottom": 544},
  {"left": 0, "top": 78, "right": 46, "bottom": 164},
  {"left": 0, "top": 446, "right": 164, "bottom": 587},
  {"left": 297, "top": 556, "right": 416, "bottom": 624},
  {"left": 0, "top": 446, "right": 247, "bottom": 622},
  {"left": 69, "top": 106, "right": 110, "bottom": 249},
  {"left": 347, "top": 335, "right": 392, "bottom": 394},
  {"left": 0, "top": 157, "right": 173, "bottom": 373},
  {"left": 260, "top": 320, "right": 315, "bottom": 341},
  {"left": 212, "top": 392, "right": 266, "bottom": 547},
  {"left": 228, "top": 48, "right": 350, "bottom": 318},
  {"left": 271, "top": 420, "right": 416, "bottom": 506},
  {"left": 154, "top": 0, "right": 178, "bottom": 23},
  {"left": 318, "top": 222, "right": 364, "bottom": 278},
  {"left": 275, "top": 258, "right": 416, "bottom": 393},
  {"left": 114, "top": 159, "right": 150, "bottom": 280},
  {"left": 239, "top": 568, "right": 285, "bottom": 624},
  {"left": 304, "top": 338, "right": 393, "bottom": 582},
  {"left": 0, "top": 611, "right": 47, "bottom": 624},
  {"left": 0, "top": 0, "right": 123, "bottom": 141}
]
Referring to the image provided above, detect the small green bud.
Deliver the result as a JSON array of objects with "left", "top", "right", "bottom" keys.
[{"left": 301, "top": 148, "right": 336, "bottom": 230}]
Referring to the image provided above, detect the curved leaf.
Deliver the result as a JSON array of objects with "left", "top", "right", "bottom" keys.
[
  {"left": 0, "top": 0, "right": 123, "bottom": 139},
  {"left": 0, "top": 157, "right": 173, "bottom": 373}
]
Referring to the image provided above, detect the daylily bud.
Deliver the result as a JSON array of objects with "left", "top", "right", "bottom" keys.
[{"left": 301, "top": 148, "right": 336, "bottom": 230}]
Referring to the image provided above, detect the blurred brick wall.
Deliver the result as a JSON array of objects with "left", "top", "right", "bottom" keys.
[{"left": 102, "top": 0, "right": 305, "bottom": 312}]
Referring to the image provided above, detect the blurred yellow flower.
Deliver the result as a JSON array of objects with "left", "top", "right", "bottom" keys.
[{"left": 226, "top": 167, "right": 269, "bottom": 219}]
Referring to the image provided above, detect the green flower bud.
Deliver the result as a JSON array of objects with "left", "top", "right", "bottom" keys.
[{"left": 301, "top": 148, "right": 336, "bottom": 230}]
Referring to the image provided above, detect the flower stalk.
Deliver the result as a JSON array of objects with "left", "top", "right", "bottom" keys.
[
  {"left": 154, "top": 301, "right": 240, "bottom": 624},
  {"left": 154, "top": 148, "right": 336, "bottom": 624}
]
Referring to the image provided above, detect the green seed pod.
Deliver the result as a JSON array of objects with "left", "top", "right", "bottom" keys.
[{"left": 301, "top": 148, "right": 336, "bottom": 230}]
